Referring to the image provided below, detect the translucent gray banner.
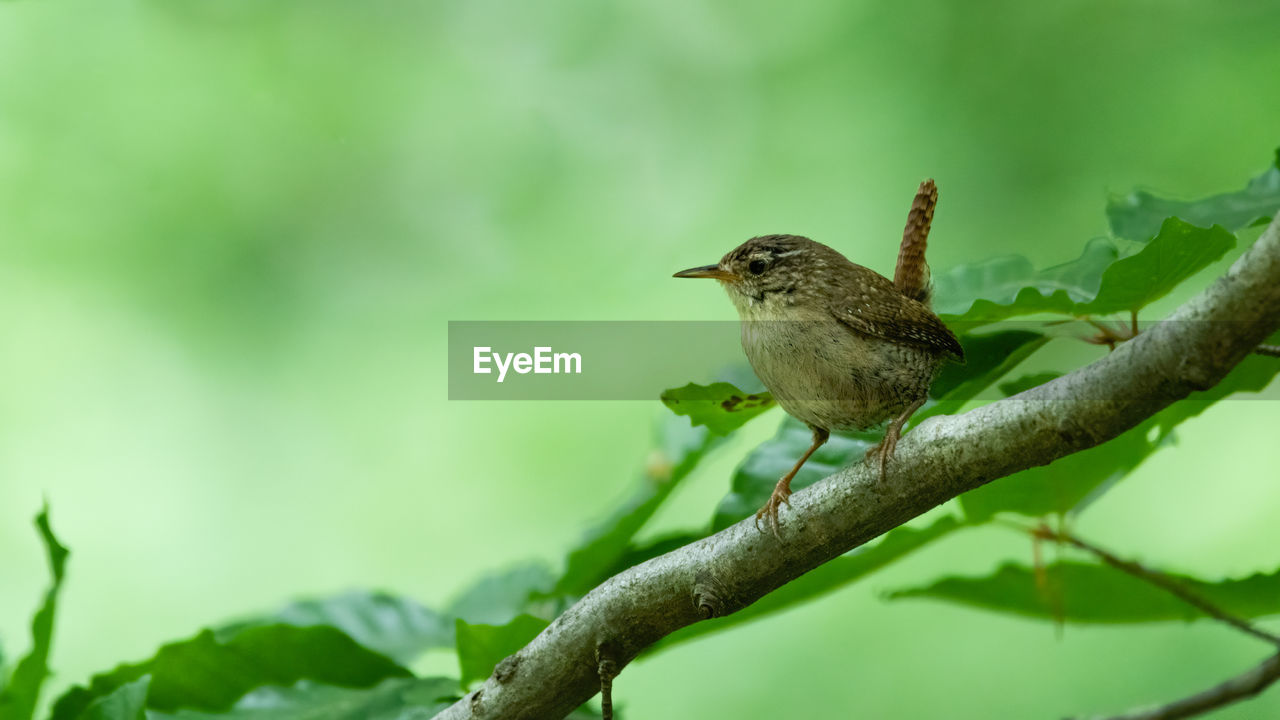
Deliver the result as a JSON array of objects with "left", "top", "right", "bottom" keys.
[
  {"left": 447, "top": 320, "right": 1280, "bottom": 401},
  {"left": 449, "top": 321, "right": 756, "bottom": 400}
]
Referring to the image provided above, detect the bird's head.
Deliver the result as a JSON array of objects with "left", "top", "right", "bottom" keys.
[{"left": 673, "top": 234, "right": 836, "bottom": 312}]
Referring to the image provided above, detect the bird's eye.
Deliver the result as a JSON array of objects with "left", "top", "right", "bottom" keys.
[{"left": 748, "top": 259, "right": 768, "bottom": 275}]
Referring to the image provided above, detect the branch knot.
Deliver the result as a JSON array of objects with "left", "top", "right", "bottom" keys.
[{"left": 693, "top": 568, "right": 733, "bottom": 618}]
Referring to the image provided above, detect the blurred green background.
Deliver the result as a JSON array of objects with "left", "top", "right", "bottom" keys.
[{"left": 3, "top": 1, "right": 1280, "bottom": 717}]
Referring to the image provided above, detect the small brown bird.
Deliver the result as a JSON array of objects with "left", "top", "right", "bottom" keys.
[{"left": 674, "top": 181, "right": 963, "bottom": 536}]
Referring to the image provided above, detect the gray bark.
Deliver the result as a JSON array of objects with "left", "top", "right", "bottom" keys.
[{"left": 435, "top": 217, "right": 1280, "bottom": 720}]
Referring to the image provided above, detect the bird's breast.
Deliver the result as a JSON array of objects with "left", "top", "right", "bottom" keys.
[{"left": 738, "top": 316, "right": 938, "bottom": 431}]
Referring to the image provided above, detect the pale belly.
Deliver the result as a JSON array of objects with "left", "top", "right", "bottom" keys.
[{"left": 740, "top": 319, "right": 938, "bottom": 432}]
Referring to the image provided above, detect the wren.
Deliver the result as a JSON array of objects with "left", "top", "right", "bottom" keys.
[{"left": 674, "top": 180, "right": 963, "bottom": 536}]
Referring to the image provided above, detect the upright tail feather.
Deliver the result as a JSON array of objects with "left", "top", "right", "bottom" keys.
[{"left": 893, "top": 179, "right": 937, "bottom": 307}]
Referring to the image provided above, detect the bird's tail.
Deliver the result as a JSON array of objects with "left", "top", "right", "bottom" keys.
[{"left": 893, "top": 178, "right": 937, "bottom": 307}]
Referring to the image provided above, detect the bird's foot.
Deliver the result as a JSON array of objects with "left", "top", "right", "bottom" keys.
[
  {"left": 754, "top": 485, "right": 792, "bottom": 539},
  {"left": 864, "top": 433, "right": 899, "bottom": 484},
  {"left": 864, "top": 397, "right": 923, "bottom": 484}
]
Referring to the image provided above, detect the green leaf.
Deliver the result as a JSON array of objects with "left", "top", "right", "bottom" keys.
[
  {"left": 653, "top": 515, "right": 963, "bottom": 652},
  {"left": 998, "top": 372, "right": 1062, "bottom": 397},
  {"left": 1154, "top": 352, "right": 1280, "bottom": 440},
  {"left": 1108, "top": 150, "right": 1280, "bottom": 241},
  {"left": 447, "top": 562, "right": 556, "bottom": 626},
  {"left": 959, "top": 417, "right": 1162, "bottom": 523},
  {"left": 1075, "top": 218, "right": 1236, "bottom": 315},
  {"left": 554, "top": 413, "right": 721, "bottom": 596},
  {"left": 150, "top": 677, "right": 460, "bottom": 720},
  {"left": 960, "top": 348, "right": 1280, "bottom": 522},
  {"left": 0, "top": 504, "right": 70, "bottom": 720},
  {"left": 934, "top": 238, "right": 1118, "bottom": 324},
  {"left": 924, "top": 331, "right": 1050, "bottom": 418},
  {"left": 454, "top": 615, "right": 549, "bottom": 689},
  {"left": 936, "top": 219, "right": 1236, "bottom": 324},
  {"left": 219, "top": 591, "right": 453, "bottom": 667},
  {"left": 49, "top": 626, "right": 410, "bottom": 720},
  {"left": 660, "top": 382, "right": 776, "bottom": 435},
  {"left": 75, "top": 677, "right": 149, "bottom": 720},
  {"left": 711, "top": 416, "right": 880, "bottom": 531},
  {"left": 604, "top": 532, "right": 706, "bottom": 578},
  {"left": 889, "top": 561, "right": 1280, "bottom": 624}
]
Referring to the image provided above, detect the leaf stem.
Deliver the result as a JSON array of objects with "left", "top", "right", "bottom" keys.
[{"left": 1030, "top": 525, "right": 1280, "bottom": 647}]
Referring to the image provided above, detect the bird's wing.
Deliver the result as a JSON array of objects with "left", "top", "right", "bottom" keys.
[{"left": 827, "top": 269, "right": 964, "bottom": 361}]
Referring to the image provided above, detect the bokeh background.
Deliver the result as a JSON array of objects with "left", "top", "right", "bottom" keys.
[{"left": 3, "top": 1, "right": 1280, "bottom": 717}]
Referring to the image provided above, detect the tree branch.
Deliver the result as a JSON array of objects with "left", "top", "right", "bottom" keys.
[
  {"left": 1028, "top": 526, "right": 1280, "bottom": 720},
  {"left": 1080, "top": 653, "right": 1280, "bottom": 720},
  {"left": 436, "top": 217, "right": 1280, "bottom": 720}
]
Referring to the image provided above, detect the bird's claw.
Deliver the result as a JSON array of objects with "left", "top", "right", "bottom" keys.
[
  {"left": 865, "top": 434, "right": 897, "bottom": 484},
  {"left": 754, "top": 486, "right": 792, "bottom": 539}
]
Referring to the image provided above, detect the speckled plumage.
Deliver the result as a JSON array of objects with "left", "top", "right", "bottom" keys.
[
  {"left": 719, "top": 234, "right": 962, "bottom": 433},
  {"left": 673, "top": 181, "right": 961, "bottom": 536}
]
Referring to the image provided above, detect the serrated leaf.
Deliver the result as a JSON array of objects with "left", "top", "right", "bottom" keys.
[
  {"left": 225, "top": 591, "right": 454, "bottom": 667},
  {"left": 937, "top": 219, "right": 1236, "bottom": 324},
  {"left": 0, "top": 504, "right": 70, "bottom": 720},
  {"left": 934, "top": 238, "right": 1118, "bottom": 324},
  {"left": 150, "top": 677, "right": 460, "bottom": 720},
  {"left": 660, "top": 382, "right": 776, "bottom": 435},
  {"left": 653, "top": 514, "right": 963, "bottom": 653},
  {"left": 75, "top": 677, "right": 149, "bottom": 720},
  {"left": 889, "top": 561, "right": 1280, "bottom": 624},
  {"left": 454, "top": 615, "right": 549, "bottom": 689},
  {"left": 48, "top": 626, "right": 410, "bottom": 720},
  {"left": 1076, "top": 218, "right": 1235, "bottom": 315},
  {"left": 554, "top": 413, "right": 722, "bottom": 596},
  {"left": 1108, "top": 149, "right": 1280, "bottom": 241}
]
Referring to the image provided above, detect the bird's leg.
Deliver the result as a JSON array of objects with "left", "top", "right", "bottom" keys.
[
  {"left": 866, "top": 397, "right": 927, "bottom": 482},
  {"left": 755, "top": 426, "right": 830, "bottom": 539}
]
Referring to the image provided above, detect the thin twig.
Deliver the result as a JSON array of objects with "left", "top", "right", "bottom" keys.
[
  {"left": 1032, "top": 525, "right": 1280, "bottom": 647},
  {"left": 1029, "top": 525, "right": 1280, "bottom": 719},
  {"left": 1256, "top": 344, "right": 1280, "bottom": 357},
  {"left": 1077, "top": 653, "right": 1280, "bottom": 720},
  {"left": 600, "top": 674, "right": 613, "bottom": 720},
  {"left": 597, "top": 643, "right": 618, "bottom": 720}
]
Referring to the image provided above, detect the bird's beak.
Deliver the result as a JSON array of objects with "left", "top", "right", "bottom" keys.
[{"left": 673, "top": 264, "right": 737, "bottom": 281}]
